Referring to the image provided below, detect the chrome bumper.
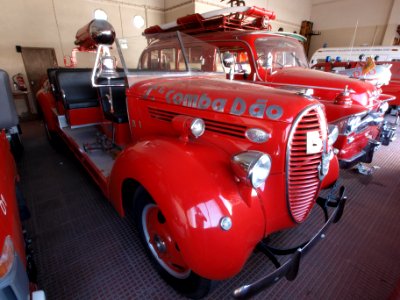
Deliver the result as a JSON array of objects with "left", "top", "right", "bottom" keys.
[
  {"left": 232, "top": 186, "right": 347, "bottom": 299},
  {"left": 339, "top": 139, "right": 381, "bottom": 169}
]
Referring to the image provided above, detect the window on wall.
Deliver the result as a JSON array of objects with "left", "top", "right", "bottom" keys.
[
  {"left": 133, "top": 15, "right": 145, "bottom": 28},
  {"left": 94, "top": 9, "right": 108, "bottom": 20}
]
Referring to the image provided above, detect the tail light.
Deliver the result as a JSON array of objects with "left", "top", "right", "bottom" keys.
[{"left": 0, "top": 236, "right": 15, "bottom": 278}]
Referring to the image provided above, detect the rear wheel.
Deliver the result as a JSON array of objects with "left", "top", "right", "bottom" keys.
[{"left": 134, "top": 188, "right": 212, "bottom": 299}]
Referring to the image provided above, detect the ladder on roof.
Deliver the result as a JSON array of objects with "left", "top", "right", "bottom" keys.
[{"left": 144, "top": 6, "right": 276, "bottom": 35}]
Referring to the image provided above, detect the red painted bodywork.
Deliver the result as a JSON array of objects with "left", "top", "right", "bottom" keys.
[
  {"left": 36, "top": 87, "right": 58, "bottom": 132},
  {"left": 312, "top": 60, "right": 400, "bottom": 106},
  {"left": 143, "top": 8, "right": 390, "bottom": 167},
  {"left": 66, "top": 107, "right": 103, "bottom": 127},
  {"left": 383, "top": 61, "right": 400, "bottom": 106},
  {"left": 37, "top": 70, "right": 333, "bottom": 280},
  {"left": 196, "top": 32, "right": 381, "bottom": 163},
  {"left": 0, "top": 131, "right": 25, "bottom": 270}
]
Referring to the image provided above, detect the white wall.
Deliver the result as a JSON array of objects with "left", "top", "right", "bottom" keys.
[
  {"left": 12, "top": 0, "right": 398, "bottom": 87},
  {"left": 309, "top": 0, "right": 399, "bottom": 57},
  {"left": 0, "top": 0, "right": 164, "bottom": 86},
  {"left": 382, "top": 0, "right": 400, "bottom": 45},
  {"left": 0, "top": 0, "right": 313, "bottom": 79}
]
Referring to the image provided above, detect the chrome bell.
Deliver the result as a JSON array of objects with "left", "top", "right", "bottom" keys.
[{"left": 97, "top": 55, "right": 119, "bottom": 79}]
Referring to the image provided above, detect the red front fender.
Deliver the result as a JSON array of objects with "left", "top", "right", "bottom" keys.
[{"left": 108, "top": 137, "right": 265, "bottom": 280}]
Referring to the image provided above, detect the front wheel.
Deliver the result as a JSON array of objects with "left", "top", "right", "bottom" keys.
[{"left": 134, "top": 188, "right": 212, "bottom": 299}]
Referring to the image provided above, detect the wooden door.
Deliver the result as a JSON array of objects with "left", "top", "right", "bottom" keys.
[{"left": 20, "top": 47, "right": 58, "bottom": 108}]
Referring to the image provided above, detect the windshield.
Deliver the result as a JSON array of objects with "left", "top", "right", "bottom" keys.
[
  {"left": 254, "top": 37, "right": 308, "bottom": 71},
  {"left": 116, "top": 32, "right": 224, "bottom": 75}
]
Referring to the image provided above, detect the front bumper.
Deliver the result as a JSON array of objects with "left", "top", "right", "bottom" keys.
[
  {"left": 339, "top": 139, "right": 381, "bottom": 169},
  {"left": 232, "top": 185, "right": 347, "bottom": 299}
]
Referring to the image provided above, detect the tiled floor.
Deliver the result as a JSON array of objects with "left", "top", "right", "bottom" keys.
[{"left": 18, "top": 118, "right": 400, "bottom": 300}]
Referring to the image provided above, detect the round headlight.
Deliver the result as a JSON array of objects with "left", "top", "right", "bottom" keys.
[
  {"left": 250, "top": 154, "right": 272, "bottom": 188},
  {"left": 328, "top": 124, "right": 339, "bottom": 146},
  {"left": 346, "top": 115, "right": 361, "bottom": 133},
  {"left": 0, "top": 236, "right": 15, "bottom": 279},
  {"left": 190, "top": 118, "right": 205, "bottom": 138},
  {"left": 231, "top": 151, "right": 272, "bottom": 189},
  {"left": 320, "top": 152, "right": 331, "bottom": 179}
]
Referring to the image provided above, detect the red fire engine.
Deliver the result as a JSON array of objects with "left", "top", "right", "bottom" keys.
[
  {"left": 36, "top": 19, "right": 346, "bottom": 298},
  {"left": 0, "top": 68, "right": 44, "bottom": 300},
  {"left": 144, "top": 6, "right": 397, "bottom": 169},
  {"left": 312, "top": 58, "right": 400, "bottom": 122}
]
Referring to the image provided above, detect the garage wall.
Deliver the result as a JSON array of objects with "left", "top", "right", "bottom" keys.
[
  {"left": 3, "top": 0, "right": 400, "bottom": 81},
  {"left": 309, "top": 0, "right": 399, "bottom": 58},
  {"left": 165, "top": 0, "right": 195, "bottom": 24},
  {"left": 165, "top": 0, "right": 312, "bottom": 33},
  {"left": 0, "top": 0, "right": 314, "bottom": 90},
  {"left": 0, "top": 0, "right": 164, "bottom": 88}
]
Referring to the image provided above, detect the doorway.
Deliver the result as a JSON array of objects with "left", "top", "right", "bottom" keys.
[{"left": 20, "top": 47, "right": 58, "bottom": 116}]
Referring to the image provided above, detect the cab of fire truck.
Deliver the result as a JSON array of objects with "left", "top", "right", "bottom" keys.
[{"left": 143, "top": 6, "right": 396, "bottom": 169}]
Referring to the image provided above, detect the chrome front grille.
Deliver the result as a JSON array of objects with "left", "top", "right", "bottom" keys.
[{"left": 286, "top": 105, "right": 325, "bottom": 223}]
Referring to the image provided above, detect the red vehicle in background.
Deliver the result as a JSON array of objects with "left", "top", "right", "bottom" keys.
[
  {"left": 312, "top": 58, "right": 400, "bottom": 123},
  {"left": 0, "top": 132, "right": 45, "bottom": 300},
  {"left": 0, "top": 67, "right": 44, "bottom": 299},
  {"left": 144, "top": 6, "right": 396, "bottom": 169},
  {"left": 37, "top": 19, "right": 346, "bottom": 298}
]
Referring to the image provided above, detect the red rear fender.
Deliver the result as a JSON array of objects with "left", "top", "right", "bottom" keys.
[{"left": 36, "top": 90, "right": 58, "bottom": 131}]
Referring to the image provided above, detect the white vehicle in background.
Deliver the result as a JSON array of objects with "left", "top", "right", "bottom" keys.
[{"left": 310, "top": 46, "right": 400, "bottom": 65}]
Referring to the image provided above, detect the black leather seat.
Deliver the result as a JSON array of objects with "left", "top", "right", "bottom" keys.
[
  {"left": 98, "top": 85, "right": 128, "bottom": 123},
  {"left": 0, "top": 69, "right": 19, "bottom": 129},
  {"left": 47, "top": 68, "right": 61, "bottom": 100},
  {"left": 56, "top": 69, "right": 100, "bottom": 109}
]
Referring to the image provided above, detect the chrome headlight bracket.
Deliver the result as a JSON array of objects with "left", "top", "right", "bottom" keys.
[{"left": 231, "top": 151, "right": 272, "bottom": 189}]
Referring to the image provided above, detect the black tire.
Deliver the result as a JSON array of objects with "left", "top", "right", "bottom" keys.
[
  {"left": 44, "top": 122, "right": 62, "bottom": 150},
  {"left": 133, "top": 187, "right": 212, "bottom": 299},
  {"left": 16, "top": 182, "right": 30, "bottom": 221}
]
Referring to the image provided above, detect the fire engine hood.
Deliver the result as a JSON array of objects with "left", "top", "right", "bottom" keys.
[
  {"left": 268, "top": 67, "right": 377, "bottom": 108},
  {"left": 130, "top": 75, "right": 321, "bottom": 123}
]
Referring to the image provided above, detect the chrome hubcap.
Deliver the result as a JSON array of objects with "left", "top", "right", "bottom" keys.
[{"left": 154, "top": 234, "right": 167, "bottom": 253}]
